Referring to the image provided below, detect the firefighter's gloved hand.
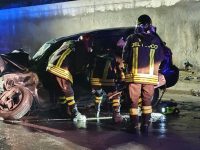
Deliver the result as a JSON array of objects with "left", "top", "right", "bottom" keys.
[
  {"left": 59, "top": 41, "right": 76, "bottom": 52},
  {"left": 154, "top": 73, "right": 166, "bottom": 88},
  {"left": 73, "top": 112, "right": 87, "bottom": 122}
]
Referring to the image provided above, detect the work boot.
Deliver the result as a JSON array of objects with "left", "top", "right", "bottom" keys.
[
  {"left": 111, "top": 97, "right": 123, "bottom": 124},
  {"left": 125, "top": 115, "right": 139, "bottom": 134},
  {"left": 112, "top": 112, "right": 123, "bottom": 124},
  {"left": 72, "top": 112, "right": 87, "bottom": 122},
  {"left": 71, "top": 105, "right": 86, "bottom": 122},
  {"left": 140, "top": 113, "right": 151, "bottom": 135},
  {"left": 140, "top": 124, "right": 149, "bottom": 135},
  {"left": 126, "top": 123, "right": 140, "bottom": 134}
]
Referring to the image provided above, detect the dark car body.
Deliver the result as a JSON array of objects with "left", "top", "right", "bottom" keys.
[
  {"left": 32, "top": 27, "right": 135, "bottom": 77},
  {"left": 31, "top": 27, "right": 136, "bottom": 108},
  {"left": 0, "top": 27, "right": 179, "bottom": 119}
]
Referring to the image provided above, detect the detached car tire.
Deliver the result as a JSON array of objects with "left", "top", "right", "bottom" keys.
[{"left": 0, "top": 86, "right": 33, "bottom": 120}]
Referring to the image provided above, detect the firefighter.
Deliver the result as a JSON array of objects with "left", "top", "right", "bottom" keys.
[
  {"left": 90, "top": 39, "right": 125, "bottom": 124},
  {"left": 122, "top": 14, "right": 166, "bottom": 134},
  {"left": 46, "top": 34, "right": 93, "bottom": 122}
]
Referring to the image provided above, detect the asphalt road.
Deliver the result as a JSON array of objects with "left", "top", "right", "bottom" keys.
[{"left": 0, "top": 90, "right": 200, "bottom": 150}]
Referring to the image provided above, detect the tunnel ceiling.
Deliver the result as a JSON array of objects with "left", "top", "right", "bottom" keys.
[{"left": 0, "top": 0, "right": 76, "bottom": 10}]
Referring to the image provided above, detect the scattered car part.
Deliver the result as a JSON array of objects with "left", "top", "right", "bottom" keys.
[{"left": 156, "top": 100, "right": 180, "bottom": 115}]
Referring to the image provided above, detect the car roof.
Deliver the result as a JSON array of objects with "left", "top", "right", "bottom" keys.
[
  {"left": 32, "top": 26, "right": 135, "bottom": 61},
  {"left": 46, "top": 26, "right": 134, "bottom": 44}
]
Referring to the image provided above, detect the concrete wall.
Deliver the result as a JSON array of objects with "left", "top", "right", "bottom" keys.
[{"left": 0, "top": 0, "right": 200, "bottom": 70}]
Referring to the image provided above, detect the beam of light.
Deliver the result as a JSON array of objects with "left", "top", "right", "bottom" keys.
[{"left": 0, "top": 3, "right": 67, "bottom": 53}]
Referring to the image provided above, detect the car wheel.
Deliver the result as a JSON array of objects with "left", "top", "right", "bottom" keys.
[{"left": 0, "top": 85, "right": 33, "bottom": 120}]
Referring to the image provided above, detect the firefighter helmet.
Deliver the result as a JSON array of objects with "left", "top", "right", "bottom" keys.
[
  {"left": 137, "top": 14, "right": 152, "bottom": 26},
  {"left": 135, "top": 14, "right": 155, "bottom": 33}
]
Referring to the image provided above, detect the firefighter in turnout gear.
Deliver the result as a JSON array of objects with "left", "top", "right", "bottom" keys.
[
  {"left": 46, "top": 34, "right": 93, "bottom": 122},
  {"left": 90, "top": 39, "right": 125, "bottom": 124},
  {"left": 122, "top": 14, "right": 166, "bottom": 134}
]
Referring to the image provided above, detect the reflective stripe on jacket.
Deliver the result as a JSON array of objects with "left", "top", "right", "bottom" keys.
[
  {"left": 123, "top": 33, "right": 165, "bottom": 85},
  {"left": 46, "top": 41, "right": 74, "bottom": 83},
  {"left": 90, "top": 54, "right": 117, "bottom": 86}
]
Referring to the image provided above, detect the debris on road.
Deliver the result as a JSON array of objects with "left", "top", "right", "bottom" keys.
[
  {"left": 151, "top": 113, "right": 166, "bottom": 122},
  {"left": 191, "top": 89, "right": 200, "bottom": 96}
]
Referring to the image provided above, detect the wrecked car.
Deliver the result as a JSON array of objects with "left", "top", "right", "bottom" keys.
[{"left": 0, "top": 27, "right": 179, "bottom": 120}]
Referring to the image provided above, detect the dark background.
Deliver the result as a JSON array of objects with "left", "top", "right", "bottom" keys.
[{"left": 0, "top": 0, "right": 76, "bottom": 9}]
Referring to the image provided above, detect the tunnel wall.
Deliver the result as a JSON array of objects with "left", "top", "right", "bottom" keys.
[{"left": 0, "top": 0, "right": 199, "bottom": 70}]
